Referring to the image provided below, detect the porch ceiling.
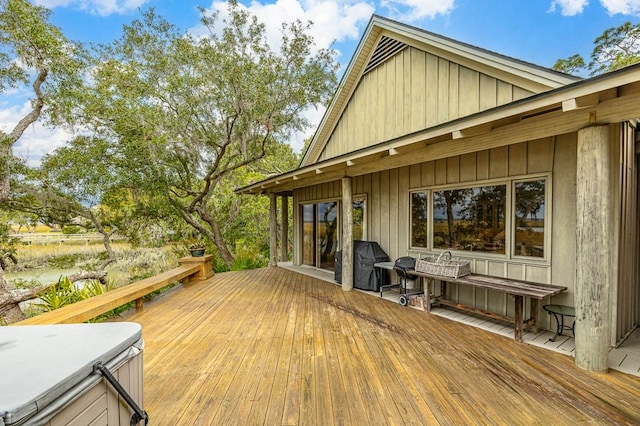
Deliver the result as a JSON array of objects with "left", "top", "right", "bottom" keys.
[{"left": 236, "top": 65, "right": 640, "bottom": 196}]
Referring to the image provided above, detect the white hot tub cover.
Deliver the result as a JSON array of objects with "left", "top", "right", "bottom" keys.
[{"left": 0, "top": 322, "right": 142, "bottom": 425}]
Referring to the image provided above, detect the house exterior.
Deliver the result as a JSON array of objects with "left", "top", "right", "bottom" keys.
[{"left": 237, "top": 15, "right": 640, "bottom": 373}]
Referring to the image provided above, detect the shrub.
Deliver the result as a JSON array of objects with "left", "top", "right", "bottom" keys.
[
  {"left": 48, "top": 254, "right": 78, "bottom": 269},
  {"left": 61, "top": 225, "right": 81, "bottom": 234}
]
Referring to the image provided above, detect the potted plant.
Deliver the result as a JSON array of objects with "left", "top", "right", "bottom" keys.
[{"left": 188, "top": 241, "right": 206, "bottom": 257}]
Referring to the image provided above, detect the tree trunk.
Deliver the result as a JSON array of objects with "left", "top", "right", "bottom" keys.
[
  {"left": 209, "top": 216, "right": 234, "bottom": 268},
  {"left": 88, "top": 210, "right": 117, "bottom": 271},
  {"left": 0, "top": 261, "right": 110, "bottom": 324},
  {"left": 178, "top": 206, "right": 235, "bottom": 269},
  {"left": 0, "top": 266, "right": 26, "bottom": 323},
  {"left": 0, "top": 137, "right": 11, "bottom": 204}
]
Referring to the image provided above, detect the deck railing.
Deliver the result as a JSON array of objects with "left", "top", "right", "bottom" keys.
[
  {"left": 10, "top": 233, "right": 127, "bottom": 244},
  {"left": 15, "top": 255, "right": 214, "bottom": 325}
]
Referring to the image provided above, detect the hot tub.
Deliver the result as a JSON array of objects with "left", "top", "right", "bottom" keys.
[{"left": 0, "top": 322, "right": 145, "bottom": 425}]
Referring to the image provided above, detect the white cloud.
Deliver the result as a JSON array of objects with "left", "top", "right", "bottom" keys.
[
  {"left": 380, "top": 0, "right": 454, "bottom": 21},
  {"left": 600, "top": 0, "right": 640, "bottom": 15},
  {"left": 35, "top": 0, "right": 150, "bottom": 16},
  {"left": 202, "top": 0, "right": 374, "bottom": 52},
  {"left": 548, "top": 0, "right": 589, "bottom": 16},
  {"left": 0, "top": 102, "right": 72, "bottom": 167},
  {"left": 549, "top": 0, "right": 640, "bottom": 15}
]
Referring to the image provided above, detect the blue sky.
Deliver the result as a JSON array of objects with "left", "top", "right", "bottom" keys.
[{"left": 6, "top": 0, "right": 640, "bottom": 163}]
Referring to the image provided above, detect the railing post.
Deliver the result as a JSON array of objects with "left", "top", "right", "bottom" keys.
[{"left": 179, "top": 254, "right": 215, "bottom": 282}]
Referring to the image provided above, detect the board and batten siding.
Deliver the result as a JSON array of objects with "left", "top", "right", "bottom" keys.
[
  {"left": 294, "top": 136, "right": 576, "bottom": 326},
  {"left": 317, "top": 47, "right": 534, "bottom": 162},
  {"left": 613, "top": 122, "right": 639, "bottom": 345}
]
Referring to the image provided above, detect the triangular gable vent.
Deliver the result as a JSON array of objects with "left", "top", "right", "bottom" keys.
[{"left": 363, "top": 35, "right": 408, "bottom": 75}]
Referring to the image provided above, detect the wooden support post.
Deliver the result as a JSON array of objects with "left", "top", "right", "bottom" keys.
[
  {"left": 135, "top": 298, "right": 144, "bottom": 311},
  {"left": 179, "top": 254, "right": 215, "bottom": 282},
  {"left": 269, "top": 193, "right": 278, "bottom": 267},
  {"left": 575, "top": 125, "right": 612, "bottom": 373},
  {"left": 281, "top": 195, "right": 288, "bottom": 262},
  {"left": 341, "top": 177, "right": 353, "bottom": 291}
]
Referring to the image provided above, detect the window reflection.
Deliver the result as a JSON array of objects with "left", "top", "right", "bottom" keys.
[
  {"left": 411, "top": 191, "right": 428, "bottom": 248},
  {"left": 318, "top": 202, "right": 338, "bottom": 270},
  {"left": 353, "top": 198, "right": 365, "bottom": 241},
  {"left": 433, "top": 185, "right": 506, "bottom": 253},
  {"left": 514, "top": 180, "right": 545, "bottom": 257}
]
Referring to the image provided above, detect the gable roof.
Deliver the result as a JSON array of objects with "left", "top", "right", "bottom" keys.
[
  {"left": 300, "top": 15, "right": 580, "bottom": 167},
  {"left": 236, "top": 61, "right": 640, "bottom": 196}
]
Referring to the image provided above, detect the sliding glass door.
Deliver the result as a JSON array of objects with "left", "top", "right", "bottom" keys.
[
  {"left": 300, "top": 198, "right": 365, "bottom": 271},
  {"left": 301, "top": 201, "right": 338, "bottom": 271}
]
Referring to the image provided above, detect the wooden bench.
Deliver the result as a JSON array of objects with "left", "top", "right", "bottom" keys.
[
  {"left": 16, "top": 256, "right": 214, "bottom": 325},
  {"left": 411, "top": 271, "right": 567, "bottom": 342}
]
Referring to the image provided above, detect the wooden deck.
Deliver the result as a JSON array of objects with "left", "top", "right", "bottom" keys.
[{"left": 117, "top": 267, "right": 640, "bottom": 425}]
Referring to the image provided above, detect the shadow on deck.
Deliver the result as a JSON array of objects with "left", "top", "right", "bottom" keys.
[{"left": 118, "top": 267, "right": 640, "bottom": 425}]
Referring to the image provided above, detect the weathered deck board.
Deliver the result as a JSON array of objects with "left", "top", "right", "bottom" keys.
[{"left": 116, "top": 267, "right": 640, "bottom": 425}]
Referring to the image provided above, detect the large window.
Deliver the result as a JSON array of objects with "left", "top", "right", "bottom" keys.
[
  {"left": 514, "top": 179, "right": 546, "bottom": 258},
  {"left": 409, "top": 177, "right": 548, "bottom": 259},
  {"left": 433, "top": 185, "right": 506, "bottom": 254}
]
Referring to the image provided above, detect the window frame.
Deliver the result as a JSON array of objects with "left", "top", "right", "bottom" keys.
[
  {"left": 511, "top": 176, "right": 550, "bottom": 261},
  {"left": 409, "top": 189, "right": 431, "bottom": 250},
  {"left": 352, "top": 193, "right": 368, "bottom": 241},
  {"left": 408, "top": 174, "right": 550, "bottom": 263}
]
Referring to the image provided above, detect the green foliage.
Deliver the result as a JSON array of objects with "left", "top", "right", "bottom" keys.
[
  {"left": 0, "top": 0, "right": 87, "bottom": 205},
  {"left": 47, "top": 254, "right": 77, "bottom": 269},
  {"left": 53, "top": 2, "right": 337, "bottom": 269},
  {"left": 590, "top": 22, "right": 640, "bottom": 75},
  {"left": 34, "top": 276, "right": 76, "bottom": 311},
  {"left": 61, "top": 225, "right": 81, "bottom": 234},
  {"left": 552, "top": 54, "right": 585, "bottom": 75},
  {"left": 10, "top": 277, "right": 40, "bottom": 289},
  {"left": 554, "top": 22, "right": 640, "bottom": 76},
  {"left": 231, "top": 241, "right": 268, "bottom": 270},
  {"left": 0, "top": 221, "right": 18, "bottom": 269},
  {"left": 33, "top": 276, "right": 114, "bottom": 314}
]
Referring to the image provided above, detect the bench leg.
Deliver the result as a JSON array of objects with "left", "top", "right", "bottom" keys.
[
  {"left": 529, "top": 299, "right": 539, "bottom": 333},
  {"left": 136, "top": 298, "right": 144, "bottom": 311},
  {"left": 514, "top": 295, "right": 523, "bottom": 343}
]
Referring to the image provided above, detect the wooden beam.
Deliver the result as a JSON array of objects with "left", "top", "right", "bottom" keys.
[
  {"left": 452, "top": 123, "right": 493, "bottom": 139},
  {"left": 562, "top": 93, "right": 601, "bottom": 111},
  {"left": 248, "top": 89, "right": 640, "bottom": 194}
]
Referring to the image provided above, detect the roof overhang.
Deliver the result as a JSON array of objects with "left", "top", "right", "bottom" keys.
[{"left": 236, "top": 64, "right": 640, "bottom": 197}]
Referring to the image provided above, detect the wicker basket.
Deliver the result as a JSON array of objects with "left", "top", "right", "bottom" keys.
[{"left": 415, "top": 251, "right": 471, "bottom": 279}]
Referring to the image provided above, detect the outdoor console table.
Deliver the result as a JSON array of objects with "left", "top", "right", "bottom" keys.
[
  {"left": 410, "top": 271, "right": 568, "bottom": 342},
  {"left": 543, "top": 304, "right": 575, "bottom": 342}
]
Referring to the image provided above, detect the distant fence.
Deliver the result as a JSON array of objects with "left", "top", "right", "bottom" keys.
[{"left": 10, "top": 233, "right": 126, "bottom": 245}]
